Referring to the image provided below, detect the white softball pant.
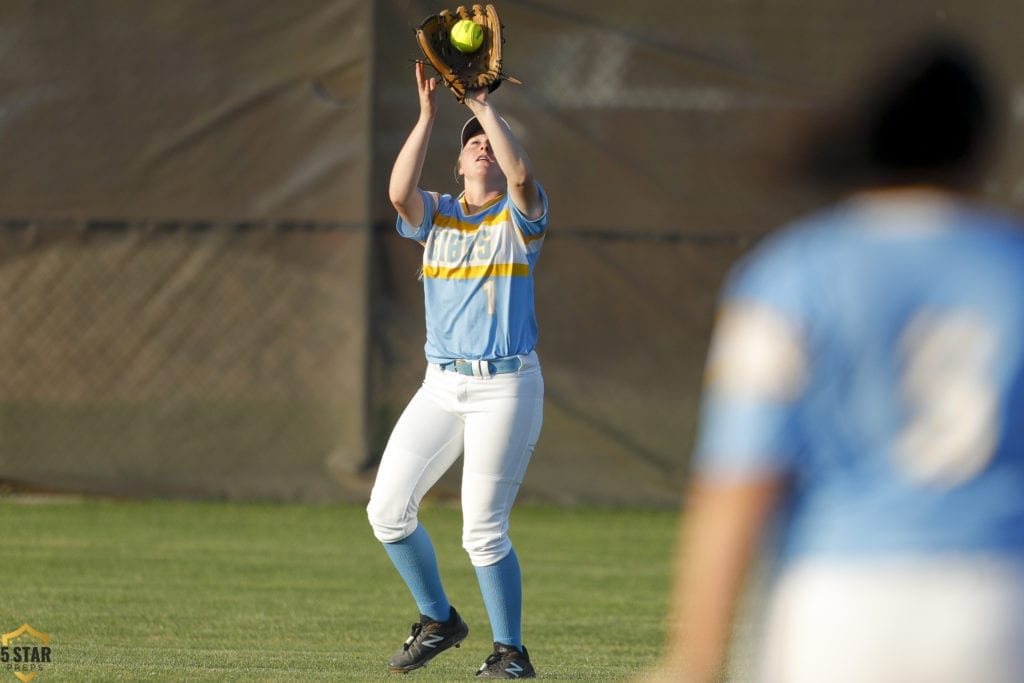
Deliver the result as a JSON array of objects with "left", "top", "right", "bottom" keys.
[
  {"left": 367, "top": 351, "right": 543, "bottom": 567},
  {"left": 756, "top": 557, "right": 1024, "bottom": 683}
]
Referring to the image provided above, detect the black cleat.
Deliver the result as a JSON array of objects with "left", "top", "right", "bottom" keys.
[
  {"left": 475, "top": 642, "right": 536, "bottom": 679},
  {"left": 387, "top": 606, "right": 469, "bottom": 673}
]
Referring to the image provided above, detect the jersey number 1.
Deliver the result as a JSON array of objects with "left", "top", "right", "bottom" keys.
[{"left": 483, "top": 279, "right": 496, "bottom": 316}]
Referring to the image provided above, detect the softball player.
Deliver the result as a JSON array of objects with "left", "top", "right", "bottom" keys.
[
  {"left": 658, "top": 39, "right": 1024, "bottom": 682},
  {"left": 366, "top": 61, "right": 546, "bottom": 679}
]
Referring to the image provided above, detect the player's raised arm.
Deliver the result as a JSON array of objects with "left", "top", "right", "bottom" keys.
[
  {"left": 389, "top": 61, "right": 437, "bottom": 227},
  {"left": 463, "top": 90, "right": 544, "bottom": 220}
]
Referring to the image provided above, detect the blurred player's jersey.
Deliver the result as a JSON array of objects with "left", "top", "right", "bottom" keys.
[
  {"left": 398, "top": 187, "right": 548, "bottom": 364},
  {"left": 695, "top": 192, "right": 1024, "bottom": 560}
]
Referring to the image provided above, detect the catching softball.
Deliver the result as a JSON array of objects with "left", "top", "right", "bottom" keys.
[
  {"left": 367, "top": 4, "right": 547, "bottom": 679},
  {"left": 415, "top": 4, "right": 520, "bottom": 103}
]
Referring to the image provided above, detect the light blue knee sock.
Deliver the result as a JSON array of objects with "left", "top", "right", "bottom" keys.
[
  {"left": 382, "top": 524, "right": 451, "bottom": 623},
  {"left": 474, "top": 548, "right": 523, "bottom": 649}
]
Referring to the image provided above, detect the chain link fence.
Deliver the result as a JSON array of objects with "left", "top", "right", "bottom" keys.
[
  {"left": 0, "top": 221, "right": 369, "bottom": 500},
  {"left": 3, "top": 1, "right": 1021, "bottom": 504}
]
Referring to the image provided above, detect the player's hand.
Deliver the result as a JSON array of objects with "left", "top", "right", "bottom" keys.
[
  {"left": 415, "top": 60, "right": 437, "bottom": 120},
  {"left": 463, "top": 87, "right": 489, "bottom": 111}
]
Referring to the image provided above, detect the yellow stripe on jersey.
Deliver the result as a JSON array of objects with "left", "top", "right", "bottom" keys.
[
  {"left": 435, "top": 208, "right": 511, "bottom": 233},
  {"left": 434, "top": 206, "right": 547, "bottom": 238},
  {"left": 423, "top": 262, "right": 530, "bottom": 280}
]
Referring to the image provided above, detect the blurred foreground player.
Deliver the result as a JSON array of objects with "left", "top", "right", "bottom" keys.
[
  {"left": 366, "top": 60, "right": 547, "bottom": 678},
  {"left": 660, "top": 37, "right": 1024, "bottom": 682}
]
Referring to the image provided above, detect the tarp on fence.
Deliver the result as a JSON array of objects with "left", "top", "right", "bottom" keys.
[{"left": 2, "top": 0, "right": 1022, "bottom": 504}]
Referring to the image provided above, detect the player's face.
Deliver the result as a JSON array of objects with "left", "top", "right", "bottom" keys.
[{"left": 459, "top": 133, "right": 503, "bottom": 181}]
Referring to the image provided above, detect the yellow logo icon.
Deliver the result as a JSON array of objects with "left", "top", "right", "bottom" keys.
[{"left": 0, "top": 625, "right": 51, "bottom": 682}]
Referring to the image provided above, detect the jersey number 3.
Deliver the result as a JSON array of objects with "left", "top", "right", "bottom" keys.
[{"left": 894, "top": 311, "right": 1000, "bottom": 486}]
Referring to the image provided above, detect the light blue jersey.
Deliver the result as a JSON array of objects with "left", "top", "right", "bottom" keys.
[
  {"left": 398, "top": 186, "right": 548, "bottom": 364},
  {"left": 695, "top": 193, "right": 1024, "bottom": 561}
]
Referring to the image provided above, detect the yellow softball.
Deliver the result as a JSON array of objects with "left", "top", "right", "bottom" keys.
[{"left": 450, "top": 19, "right": 484, "bottom": 53}]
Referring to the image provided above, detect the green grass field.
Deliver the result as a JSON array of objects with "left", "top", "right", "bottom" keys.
[{"left": 1, "top": 497, "right": 679, "bottom": 681}]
